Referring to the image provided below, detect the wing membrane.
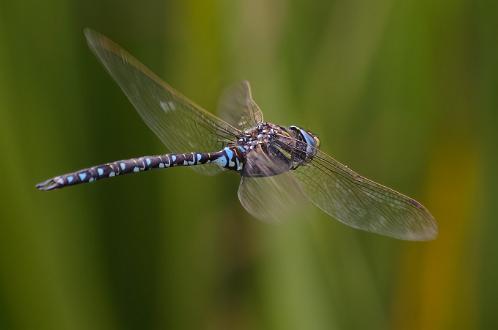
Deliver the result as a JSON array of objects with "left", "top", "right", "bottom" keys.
[
  {"left": 294, "top": 150, "right": 437, "bottom": 240},
  {"left": 238, "top": 150, "right": 306, "bottom": 222},
  {"left": 217, "top": 81, "right": 263, "bottom": 130},
  {"left": 84, "top": 29, "right": 241, "bottom": 175},
  {"left": 238, "top": 174, "right": 305, "bottom": 223}
]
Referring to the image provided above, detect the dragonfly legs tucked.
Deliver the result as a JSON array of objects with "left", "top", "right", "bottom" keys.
[{"left": 36, "top": 147, "right": 244, "bottom": 191}]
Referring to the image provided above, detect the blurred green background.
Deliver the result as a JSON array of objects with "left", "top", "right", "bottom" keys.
[{"left": 1, "top": 0, "right": 497, "bottom": 329}]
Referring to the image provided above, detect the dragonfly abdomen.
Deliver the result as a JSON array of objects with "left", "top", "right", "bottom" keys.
[{"left": 36, "top": 147, "right": 244, "bottom": 191}]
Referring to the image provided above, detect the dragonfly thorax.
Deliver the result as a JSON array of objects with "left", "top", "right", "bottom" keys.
[
  {"left": 230, "top": 122, "right": 320, "bottom": 177},
  {"left": 236, "top": 122, "right": 288, "bottom": 151}
]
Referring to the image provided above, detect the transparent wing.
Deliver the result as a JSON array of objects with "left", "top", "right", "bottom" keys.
[
  {"left": 217, "top": 81, "right": 264, "bottom": 130},
  {"left": 293, "top": 150, "right": 438, "bottom": 240},
  {"left": 238, "top": 150, "right": 306, "bottom": 222},
  {"left": 84, "top": 29, "right": 241, "bottom": 175}
]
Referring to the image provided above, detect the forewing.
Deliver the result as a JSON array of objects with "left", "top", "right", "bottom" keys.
[
  {"left": 84, "top": 29, "right": 241, "bottom": 175},
  {"left": 217, "top": 81, "right": 264, "bottom": 130},
  {"left": 238, "top": 151, "right": 306, "bottom": 222},
  {"left": 293, "top": 150, "right": 438, "bottom": 240}
]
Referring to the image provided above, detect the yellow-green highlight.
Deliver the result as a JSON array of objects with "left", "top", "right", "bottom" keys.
[{"left": 0, "top": 0, "right": 497, "bottom": 329}]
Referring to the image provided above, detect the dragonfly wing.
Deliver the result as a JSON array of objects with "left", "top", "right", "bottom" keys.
[
  {"left": 217, "top": 81, "right": 264, "bottom": 130},
  {"left": 293, "top": 150, "right": 438, "bottom": 240},
  {"left": 84, "top": 29, "right": 241, "bottom": 175},
  {"left": 238, "top": 150, "right": 306, "bottom": 222},
  {"left": 238, "top": 174, "right": 306, "bottom": 223}
]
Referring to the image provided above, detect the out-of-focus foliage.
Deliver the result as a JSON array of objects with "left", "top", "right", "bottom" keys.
[{"left": 0, "top": 0, "right": 497, "bottom": 329}]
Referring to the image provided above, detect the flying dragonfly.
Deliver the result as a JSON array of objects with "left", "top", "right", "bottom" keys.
[{"left": 36, "top": 29, "right": 438, "bottom": 241}]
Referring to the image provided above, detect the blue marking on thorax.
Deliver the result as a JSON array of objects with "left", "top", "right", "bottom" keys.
[
  {"left": 224, "top": 147, "right": 234, "bottom": 160},
  {"left": 196, "top": 153, "right": 202, "bottom": 162},
  {"left": 120, "top": 162, "right": 126, "bottom": 171},
  {"left": 226, "top": 148, "right": 237, "bottom": 167},
  {"left": 213, "top": 155, "right": 227, "bottom": 167},
  {"left": 97, "top": 168, "right": 104, "bottom": 176},
  {"left": 109, "top": 171, "right": 115, "bottom": 177},
  {"left": 171, "top": 155, "right": 176, "bottom": 162},
  {"left": 146, "top": 158, "right": 151, "bottom": 166},
  {"left": 67, "top": 175, "right": 74, "bottom": 183},
  {"left": 78, "top": 173, "right": 87, "bottom": 181}
]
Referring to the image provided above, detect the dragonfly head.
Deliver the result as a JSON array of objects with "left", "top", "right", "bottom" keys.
[{"left": 289, "top": 125, "right": 320, "bottom": 159}]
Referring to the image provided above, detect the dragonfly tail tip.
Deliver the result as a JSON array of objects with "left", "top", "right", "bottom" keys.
[{"left": 35, "top": 178, "right": 58, "bottom": 191}]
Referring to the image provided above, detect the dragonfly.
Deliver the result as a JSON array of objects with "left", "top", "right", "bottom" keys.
[{"left": 36, "top": 29, "right": 437, "bottom": 241}]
